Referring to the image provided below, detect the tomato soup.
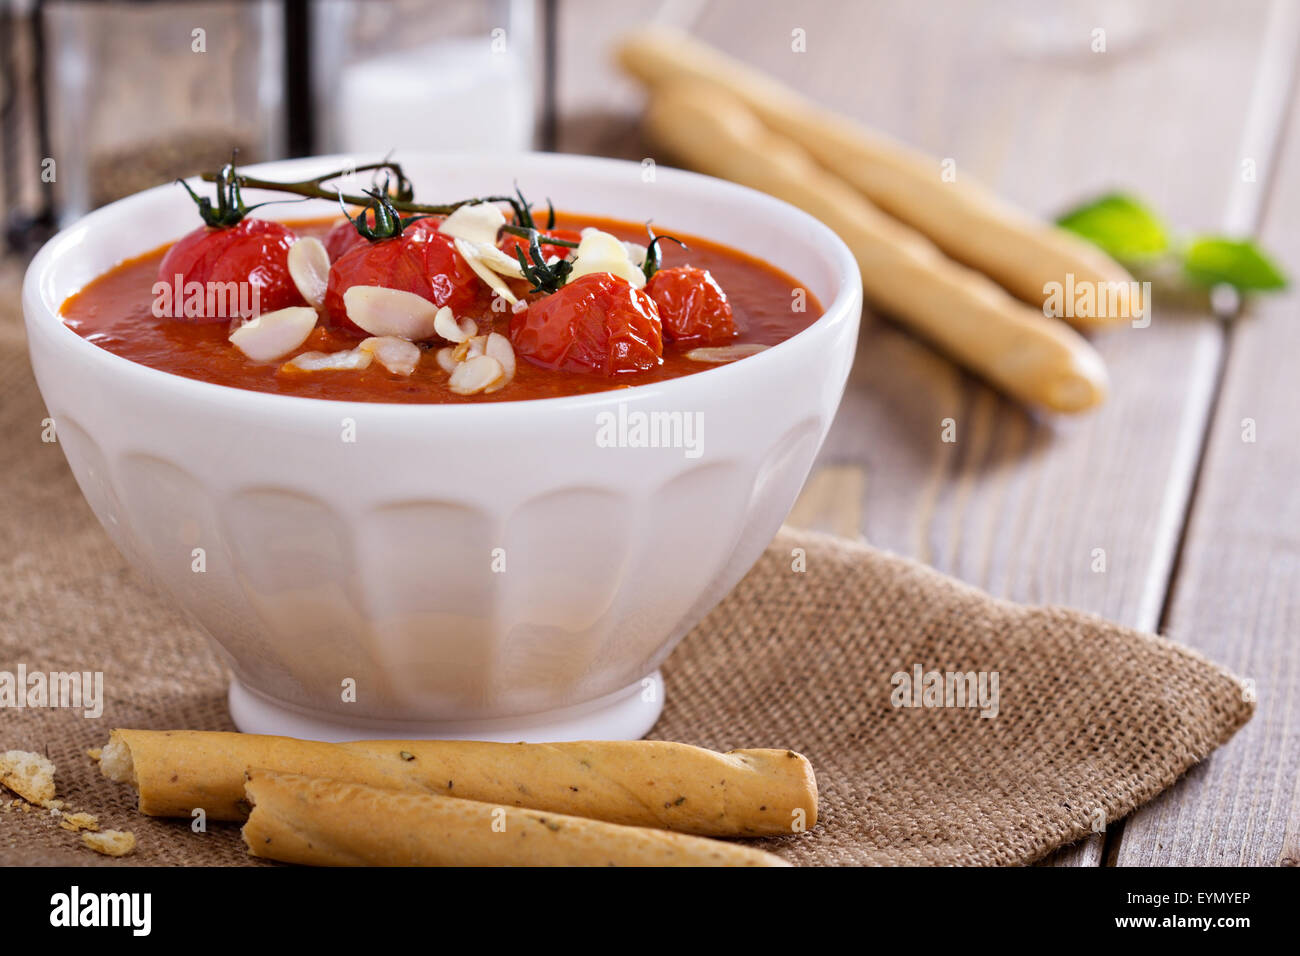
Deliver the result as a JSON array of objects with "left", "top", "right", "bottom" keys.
[{"left": 62, "top": 214, "right": 822, "bottom": 404}]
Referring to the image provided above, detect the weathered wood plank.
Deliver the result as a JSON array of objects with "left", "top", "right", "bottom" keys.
[
  {"left": 554, "top": 0, "right": 1276, "bottom": 866},
  {"left": 1114, "top": 10, "right": 1300, "bottom": 864}
]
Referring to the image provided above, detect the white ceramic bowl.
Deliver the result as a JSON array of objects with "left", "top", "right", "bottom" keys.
[{"left": 23, "top": 153, "right": 861, "bottom": 741}]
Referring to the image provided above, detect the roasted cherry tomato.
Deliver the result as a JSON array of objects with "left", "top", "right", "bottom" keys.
[
  {"left": 499, "top": 227, "right": 582, "bottom": 264},
  {"left": 646, "top": 266, "right": 736, "bottom": 345},
  {"left": 157, "top": 218, "right": 303, "bottom": 323},
  {"left": 323, "top": 218, "right": 490, "bottom": 333},
  {"left": 324, "top": 214, "right": 372, "bottom": 262},
  {"left": 511, "top": 272, "right": 662, "bottom": 376}
]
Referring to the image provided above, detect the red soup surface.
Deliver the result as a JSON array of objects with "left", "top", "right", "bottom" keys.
[{"left": 61, "top": 214, "right": 824, "bottom": 404}]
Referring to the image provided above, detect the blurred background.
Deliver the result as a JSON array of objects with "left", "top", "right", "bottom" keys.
[
  {"left": 2, "top": 0, "right": 546, "bottom": 241},
  {"left": 2, "top": 0, "right": 1253, "bottom": 240}
]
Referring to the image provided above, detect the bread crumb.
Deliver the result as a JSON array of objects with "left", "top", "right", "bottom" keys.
[
  {"left": 82, "top": 830, "right": 135, "bottom": 857},
  {"left": 46, "top": 798, "right": 65, "bottom": 811},
  {"left": 59, "top": 811, "right": 99, "bottom": 833},
  {"left": 86, "top": 748, "right": 102, "bottom": 763},
  {"left": 98, "top": 735, "right": 135, "bottom": 786},
  {"left": 0, "top": 750, "right": 56, "bottom": 806}
]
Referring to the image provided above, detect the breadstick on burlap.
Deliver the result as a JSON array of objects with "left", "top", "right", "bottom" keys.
[
  {"left": 642, "top": 82, "right": 1107, "bottom": 412},
  {"left": 100, "top": 729, "right": 817, "bottom": 837},
  {"left": 241, "top": 770, "right": 790, "bottom": 867},
  {"left": 619, "top": 27, "right": 1140, "bottom": 326}
]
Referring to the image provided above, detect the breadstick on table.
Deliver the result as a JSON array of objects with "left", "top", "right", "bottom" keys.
[
  {"left": 619, "top": 28, "right": 1140, "bottom": 326},
  {"left": 100, "top": 729, "right": 817, "bottom": 837},
  {"left": 242, "top": 770, "right": 790, "bottom": 867},
  {"left": 642, "top": 82, "right": 1107, "bottom": 412}
]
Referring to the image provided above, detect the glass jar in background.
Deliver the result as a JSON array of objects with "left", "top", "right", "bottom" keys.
[
  {"left": 312, "top": 0, "right": 539, "bottom": 156},
  {"left": 42, "top": 0, "right": 284, "bottom": 224}
]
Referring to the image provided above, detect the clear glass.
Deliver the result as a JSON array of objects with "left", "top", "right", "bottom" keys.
[
  {"left": 43, "top": 0, "right": 284, "bottom": 223},
  {"left": 312, "top": 0, "right": 538, "bottom": 156}
]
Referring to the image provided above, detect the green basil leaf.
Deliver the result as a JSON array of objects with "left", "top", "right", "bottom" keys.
[
  {"left": 1182, "top": 236, "right": 1288, "bottom": 291},
  {"left": 1056, "top": 193, "right": 1170, "bottom": 261}
]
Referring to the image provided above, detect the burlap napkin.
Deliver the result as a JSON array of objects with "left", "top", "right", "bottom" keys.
[{"left": 0, "top": 259, "right": 1253, "bottom": 866}]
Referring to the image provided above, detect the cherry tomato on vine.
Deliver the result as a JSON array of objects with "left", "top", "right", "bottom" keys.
[
  {"left": 159, "top": 166, "right": 304, "bottom": 322},
  {"left": 510, "top": 272, "right": 663, "bottom": 376},
  {"left": 324, "top": 214, "right": 371, "bottom": 261},
  {"left": 322, "top": 213, "right": 490, "bottom": 334}
]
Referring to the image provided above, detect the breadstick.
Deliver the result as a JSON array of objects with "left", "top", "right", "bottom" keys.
[
  {"left": 618, "top": 27, "right": 1140, "bottom": 326},
  {"left": 643, "top": 82, "right": 1107, "bottom": 412},
  {"left": 100, "top": 729, "right": 817, "bottom": 837},
  {"left": 242, "top": 770, "right": 790, "bottom": 867}
]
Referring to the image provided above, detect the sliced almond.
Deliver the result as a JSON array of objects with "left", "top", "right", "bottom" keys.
[
  {"left": 434, "top": 306, "right": 468, "bottom": 343},
  {"left": 684, "top": 343, "right": 769, "bottom": 363},
  {"left": 282, "top": 346, "right": 374, "bottom": 372},
  {"left": 343, "top": 286, "right": 440, "bottom": 340},
  {"left": 287, "top": 236, "right": 330, "bottom": 308},
  {"left": 448, "top": 355, "right": 504, "bottom": 395},
  {"left": 483, "top": 332, "right": 516, "bottom": 392},
  {"left": 622, "top": 241, "right": 648, "bottom": 267},
  {"left": 229, "top": 307, "right": 318, "bottom": 362},
  {"left": 358, "top": 336, "right": 421, "bottom": 376},
  {"left": 473, "top": 241, "right": 526, "bottom": 279},
  {"left": 435, "top": 347, "right": 458, "bottom": 373},
  {"left": 439, "top": 202, "right": 507, "bottom": 246},
  {"left": 485, "top": 331, "right": 515, "bottom": 376},
  {"left": 440, "top": 202, "right": 524, "bottom": 279},
  {"left": 454, "top": 238, "right": 519, "bottom": 305},
  {"left": 567, "top": 228, "right": 646, "bottom": 289}
]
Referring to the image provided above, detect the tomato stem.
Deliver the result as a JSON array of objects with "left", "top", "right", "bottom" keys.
[
  {"left": 180, "top": 156, "right": 259, "bottom": 227},
  {"left": 513, "top": 231, "right": 574, "bottom": 294},
  {"left": 199, "top": 161, "right": 515, "bottom": 216},
  {"left": 500, "top": 224, "right": 579, "bottom": 249},
  {"left": 339, "top": 188, "right": 431, "bottom": 241},
  {"left": 642, "top": 225, "right": 688, "bottom": 281}
]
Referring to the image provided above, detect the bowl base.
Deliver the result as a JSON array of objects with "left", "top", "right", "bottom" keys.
[{"left": 228, "top": 671, "right": 665, "bottom": 743}]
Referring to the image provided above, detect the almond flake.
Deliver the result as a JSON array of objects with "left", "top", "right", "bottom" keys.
[
  {"left": 567, "top": 229, "right": 646, "bottom": 288},
  {"left": 434, "top": 306, "right": 468, "bottom": 343},
  {"left": 622, "top": 241, "right": 648, "bottom": 267},
  {"left": 228, "top": 307, "right": 318, "bottom": 362},
  {"left": 287, "top": 236, "right": 330, "bottom": 308},
  {"left": 448, "top": 355, "right": 504, "bottom": 395},
  {"left": 343, "top": 285, "right": 440, "bottom": 340},
  {"left": 358, "top": 336, "right": 421, "bottom": 376},
  {"left": 473, "top": 242, "right": 526, "bottom": 279},
  {"left": 282, "top": 347, "right": 374, "bottom": 372},
  {"left": 454, "top": 238, "right": 519, "bottom": 305},
  {"left": 439, "top": 202, "right": 507, "bottom": 247},
  {"left": 684, "top": 343, "right": 769, "bottom": 363},
  {"left": 435, "top": 347, "right": 458, "bottom": 373},
  {"left": 484, "top": 332, "right": 516, "bottom": 392}
]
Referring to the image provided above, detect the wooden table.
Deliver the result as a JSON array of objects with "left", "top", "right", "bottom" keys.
[{"left": 553, "top": 0, "right": 1299, "bottom": 866}]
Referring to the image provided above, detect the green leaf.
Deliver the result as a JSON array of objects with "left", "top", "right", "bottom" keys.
[
  {"left": 1182, "top": 236, "right": 1288, "bottom": 291},
  {"left": 1056, "top": 193, "right": 1170, "bottom": 261}
]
